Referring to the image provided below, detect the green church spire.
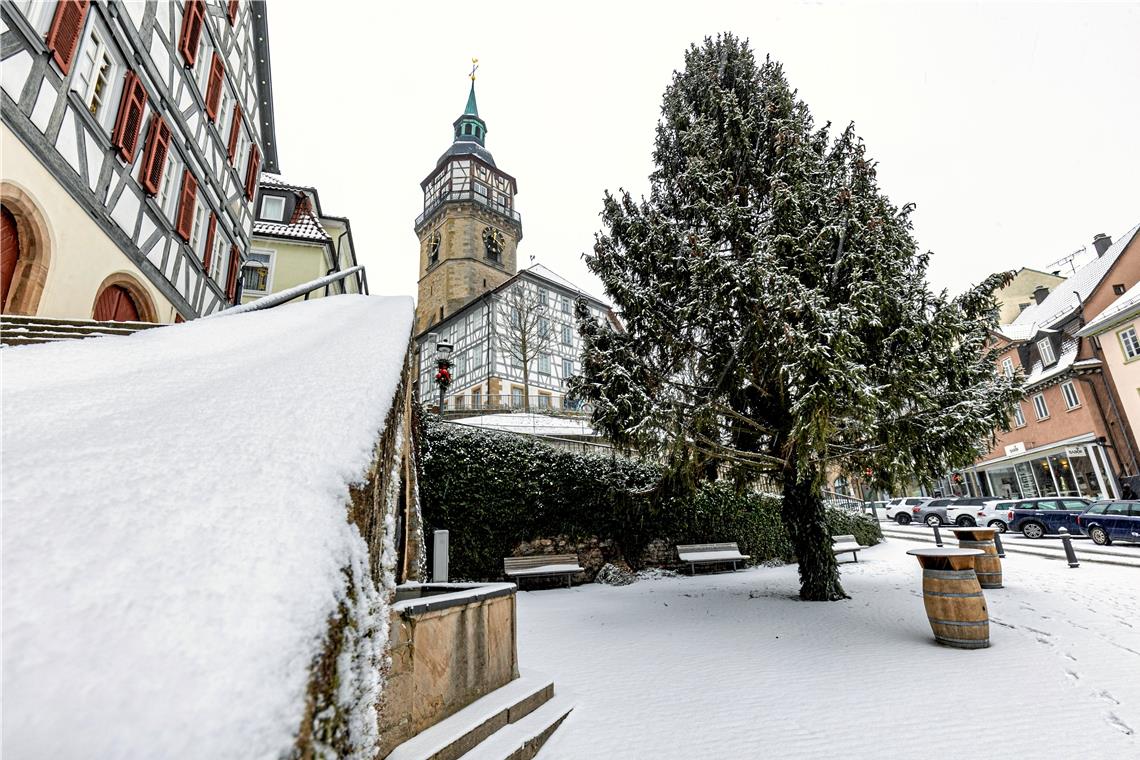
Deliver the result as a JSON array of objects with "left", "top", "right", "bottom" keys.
[
  {"left": 453, "top": 59, "right": 487, "bottom": 146},
  {"left": 464, "top": 81, "right": 479, "bottom": 117}
]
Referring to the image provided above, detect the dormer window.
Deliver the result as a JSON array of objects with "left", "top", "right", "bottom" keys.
[
  {"left": 1037, "top": 337, "right": 1056, "bottom": 366},
  {"left": 259, "top": 195, "right": 285, "bottom": 222}
]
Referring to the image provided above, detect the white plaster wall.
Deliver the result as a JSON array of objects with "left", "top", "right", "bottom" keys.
[
  {"left": 1099, "top": 320, "right": 1140, "bottom": 437},
  {"left": 3, "top": 126, "right": 177, "bottom": 322}
]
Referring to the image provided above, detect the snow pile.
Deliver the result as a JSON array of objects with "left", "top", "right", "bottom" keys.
[
  {"left": 450, "top": 412, "right": 598, "bottom": 438},
  {"left": 1, "top": 295, "right": 414, "bottom": 758}
]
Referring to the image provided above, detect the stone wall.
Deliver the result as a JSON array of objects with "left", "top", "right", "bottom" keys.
[{"left": 510, "top": 535, "right": 684, "bottom": 584}]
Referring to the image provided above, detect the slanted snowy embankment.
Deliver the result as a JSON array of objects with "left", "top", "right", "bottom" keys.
[{"left": 2, "top": 295, "right": 413, "bottom": 757}]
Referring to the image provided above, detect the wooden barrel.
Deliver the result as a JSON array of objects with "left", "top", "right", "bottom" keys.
[
  {"left": 921, "top": 567, "right": 990, "bottom": 649},
  {"left": 958, "top": 537, "right": 1002, "bottom": 589}
]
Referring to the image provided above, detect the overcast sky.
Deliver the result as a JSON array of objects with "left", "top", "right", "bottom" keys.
[{"left": 266, "top": 1, "right": 1140, "bottom": 302}]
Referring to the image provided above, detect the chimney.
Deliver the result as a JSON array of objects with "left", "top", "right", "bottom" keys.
[
  {"left": 1092, "top": 233, "right": 1112, "bottom": 257},
  {"left": 1033, "top": 285, "right": 1050, "bottom": 305}
]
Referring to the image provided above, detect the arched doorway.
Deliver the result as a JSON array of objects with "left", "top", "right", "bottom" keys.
[
  {"left": 93, "top": 284, "right": 141, "bottom": 321},
  {"left": 2, "top": 205, "right": 18, "bottom": 308},
  {"left": 91, "top": 274, "right": 157, "bottom": 323}
]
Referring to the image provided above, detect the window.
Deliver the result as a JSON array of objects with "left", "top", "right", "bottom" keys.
[
  {"left": 1013, "top": 404, "right": 1026, "bottom": 427},
  {"left": 192, "top": 30, "right": 213, "bottom": 93},
  {"left": 1061, "top": 381, "right": 1080, "bottom": 409},
  {"left": 537, "top": 394, "right": 551, "bottom": 409},
  {"left": 208, "top": 230, "right": 230, "bottom": 281},
  {"left": 1113, "top": 284, "right": 1127, "bottom": 296},
  {"left": 1105, "top": 502, "right": 1131, "bottom": 515},
  {"left": 538, "top": 289, "right": 548, "bottom": 307},
  {"left": 1119, "top": 326, "right": 1140, "bottom": 361},
  {"left": 561, "top": 325, "right": 573, "bottom": 346},
  {"left": 511, "top": 387, "right": 523, "bottom": 408},
  {"left": 538, "top": 354, "right": 551, "bottom": 374},
  {"left": 539, "top": 317, "right": 550, "bottom": 338},
  {"left": 74, "top": 24, "right": 122, "bottom": 130},
  {"left": 471, "top": 388, "right": 482, "bottom": 408},
  {"left": 562, "top": 358, "right": 573, "bottom": 381},
  {"left": 454, "top": 395, "right": 465, "bottom": 410},
  {"left": 155, "top": 148, "right": 181, "bottom": 218},
  {"left": 561, "top": 296, "right": 571, "bottom": 314},
  {"left": 188, "top": 194, "right": 209, "bottom": 255},
  {"left": 242, "top": 249, "right": 272, "bottom": 293},
  {"left": 482, "top": 227, "right": 503, "bottom": 262},
  {"left": 259, "top": 195, "right": 285, "bottom": 222},
  {"left": 1032, "top": 393, "right": 1049, "bottom": 420},
  {"left": 1001, "top": 358, "right": 1014, "bottom": 378},
  {"left": 428, "top": 232, "right": 441, "bottom": 265},
  {"left": 1037, "top": 338, "right": 1056, "bottom": 366}
]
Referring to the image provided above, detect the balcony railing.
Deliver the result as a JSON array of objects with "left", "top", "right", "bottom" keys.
[
  {"left": 415, "top": 190, "right": 521, "bottom": 230},
  {"left": 434, "top": 393, "right": 592, "bottom": 418}
]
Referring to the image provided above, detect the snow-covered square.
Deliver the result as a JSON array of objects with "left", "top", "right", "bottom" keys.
[{"left": 518, "top": 542, "right": 1139, "bottom": 760}]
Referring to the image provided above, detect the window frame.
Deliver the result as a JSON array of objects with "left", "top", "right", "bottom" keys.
[
  {"left": 242, "top": 247, "right": 275, "bottom": 295},
  {"left": 188, "top": 192, "right": 210, "bottom": 256},
  {"left": 1001, "top": 357, "right": 1014, "bottom": 378},
  {"left": 1013, "top": 404, "right": 1026, "bottom": 427},
  {"left": 155, "top": 149, "right": 183, "bottom": 222},
  {"left": 259, "top": 195, "right": 286, "bottom": 222},
  {"left": 1118, "top": 325, "right": 1140, "bottom": 362},
  {"left": 1032, "top": 392, "right": 1049, "bottom": 420},
  {"left": 1060, "top": 381, "right": 1080, "bottom": 410},
  {"left": 1037, "top": 337, "right": 1057, "bottom": 366},
  {"left": 73, "top": 21, "right": 124, "bottom": 132}
]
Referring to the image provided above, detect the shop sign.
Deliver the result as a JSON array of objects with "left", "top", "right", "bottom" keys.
[
  {"left": 1005, "top": 442, "right": 1026, "bottom": 457},
  {"left": 1065, "top": 446, "right": 1088, "bottom": 458}
]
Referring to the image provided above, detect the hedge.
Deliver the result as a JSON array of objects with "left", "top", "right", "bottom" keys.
[{"left": 420, "top": 416, "right": 881, "bottom": 580}]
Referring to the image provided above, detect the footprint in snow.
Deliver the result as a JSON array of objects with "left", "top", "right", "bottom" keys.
[
  {"left": 991, "top": 619, "right": 1017, "bottom": 630},
  {"left": 1064, "top": 670, "right": 1079, "bottom": 682},
  {"left": 1105, "top": 713, "right": 1134, "bottom": 736},
  {"left": 1098, "top": 690, "right": 1120, "bottom": 705}
]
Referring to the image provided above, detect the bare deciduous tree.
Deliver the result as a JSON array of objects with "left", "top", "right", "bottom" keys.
[{"left": 496, "top": 284, "right": 554, "bottom": 411}]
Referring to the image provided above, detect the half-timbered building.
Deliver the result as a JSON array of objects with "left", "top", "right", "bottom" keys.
[{"left": 1, "top": 0, "right": 278, "bottom": 322}]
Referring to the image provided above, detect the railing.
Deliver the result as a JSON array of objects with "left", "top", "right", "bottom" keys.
[
  {"left": 414, "top": 190, "right": 521, "bottom": 229},
  {"left": 218, "top": 265, "right": 366, "bottom": 316},
  {"left": 436, "top": 394, "right": 593, "bottom": 417}
]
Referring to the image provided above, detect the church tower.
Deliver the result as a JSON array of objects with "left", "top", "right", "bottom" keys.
[{"left": 414, "top": 73, "right": 522, "bottom": 333}]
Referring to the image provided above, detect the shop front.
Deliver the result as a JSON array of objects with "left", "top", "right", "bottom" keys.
[{"left": 977, "top": 435, "right": 1118, "bottom": 501}]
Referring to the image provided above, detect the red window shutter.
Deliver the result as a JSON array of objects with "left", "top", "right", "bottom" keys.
[
  {"left": 202, "top": 213, "right": 217, "bottom": 270},
  {"left": 227, "top": 104, "right": 243, "bottom": 162},
  {"left": 244, "top": 144, "right": 261, "bottom": 200},
  {"left": 111, "top": 71, "right": 148, "bottom": 163},
  {"left": 205, "top": 53, "right": 224, "bottom": 121},
  {"left": 177, "top": 0, "right": 206, "bottom": 67},
  {"left": 45, "top": 0, "right": 90, "bottom": 75},
  {"left": 226, "top": 245, "right": 240, "bottom": 300},
  {"left": 175, "top": 170, "right": 198, "bottom": 241},
  {"left": 227, "top": 0, "right": 239, "bottom": 24},
  {"left": 138, "top": 115, "right": 172, "bottom": 196}
]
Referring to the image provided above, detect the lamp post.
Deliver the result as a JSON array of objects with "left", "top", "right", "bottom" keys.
[{"left": 434, "top": 338, "right": 453, "bottom": 413}]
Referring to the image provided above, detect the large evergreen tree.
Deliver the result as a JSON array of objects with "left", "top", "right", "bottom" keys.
[{"left": 572, "top": 34, "right": 1022, "bottom": 600}]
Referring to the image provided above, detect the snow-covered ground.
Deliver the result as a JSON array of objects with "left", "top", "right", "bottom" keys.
[
  {"left": 518, "top": 541, "right": 1139, "bottom": 759},
  {"left": 2, "top": 295, "right": 413, "bottom": 757}
]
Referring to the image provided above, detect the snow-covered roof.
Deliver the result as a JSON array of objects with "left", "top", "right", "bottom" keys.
[
  {"left": 1005, "top": 223, "right": 1140, "bottom": 333},
  {"left": 1, "top": 295, "right": 413, "bottom": 757},
  {"left": 1076, "top": 280, "right": 1140, "bottom": 337},
  {"left": 451, "top": 412, "right": 599, "bottom": 438},
  {"left": 523, "top": 263, "right": 610, "bottom": 308},
  {"left": 1021, "top": 334, "right": 1098, "bottom": 388}
]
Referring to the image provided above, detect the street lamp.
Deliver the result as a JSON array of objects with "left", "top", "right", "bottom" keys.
[{"left": 434, "top": 338, "right": 453, "bottom": 413}]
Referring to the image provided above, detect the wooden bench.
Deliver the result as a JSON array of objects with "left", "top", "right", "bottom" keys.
[
  {"left": 503, "top": 554, "right": 583, "bottom": 589},
  {"left": 675, "top": 543, "right": 750, "bottom": 575},
  {"left": 832, "top": 534, "right": 864, "bottom": 563}
]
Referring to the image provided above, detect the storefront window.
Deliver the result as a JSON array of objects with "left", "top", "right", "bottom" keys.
[
  {"left": 989, "top": 466, "right": 1021, "bottom": 499},
  {"left": 1048, "top": 454, "right": 1082, "bottom": 497}
]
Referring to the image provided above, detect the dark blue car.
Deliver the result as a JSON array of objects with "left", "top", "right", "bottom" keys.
[
  {"left": 1008, "top": 498, "right": 1091, "bottom": 539},
  {"left": 1077, "top": 500, "right": 1140, "bottom": 545}
]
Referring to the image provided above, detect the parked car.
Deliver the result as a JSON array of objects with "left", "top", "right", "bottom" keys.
[
  {"left": 974, "top": 500, "right": 1018, "bottom": 532},
  {"left": 944, "top": 498, "right": 991, "bottom": 526},
  {"left": 864, "top": 500, "right": 888, "bottom": 516},
  {"left": 886, "top": 497, "right": 932, "bottom": 525},
  {"left": 1007, "top": 498, "right": 1092, "bottom": 538},
  {"left": 1076, "top": 500, "right": 1140, "bottom": 545},
  {"left": 915, "top": 498, "right": 959, "bottom": 527}
]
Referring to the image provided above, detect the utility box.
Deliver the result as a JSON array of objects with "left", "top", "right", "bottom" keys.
[{"left": 432, "top": 530, "right": 449, "bottom": 582}]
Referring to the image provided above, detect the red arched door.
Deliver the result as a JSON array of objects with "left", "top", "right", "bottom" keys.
[
  {"left": 1, "top": 205, "right": 19, "bottom": 309},
  {"left": 93, "top": 284, "right": 141, "bottom": 322}
]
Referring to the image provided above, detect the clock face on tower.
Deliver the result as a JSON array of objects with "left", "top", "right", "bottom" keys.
[
  {"left": 482, "top": 227, "right": 504, "bottom": 263},
  {"left": 429, "top": 232, "right": 441, "bottom": 264}
]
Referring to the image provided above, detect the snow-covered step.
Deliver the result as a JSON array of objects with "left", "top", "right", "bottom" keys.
[
  {"left": 462, "top": 693, "right": 574, "bottom": 760},
  {"left": 385, "top": 671, "right": 563, "bottom": 760}
]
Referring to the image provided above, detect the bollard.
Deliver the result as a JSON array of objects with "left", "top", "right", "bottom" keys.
[
  {"left": 432, "top": 530, "right": 450, "bottom": 582},
  {"left": 1058, "top": 527, "right": 1080, "bottom": 568},
  {"left": 932, "top": 524, "right": 943, "bottom": 547},
  {"left": 993, "top": 530, "right": 1006, "bottom": 558}
]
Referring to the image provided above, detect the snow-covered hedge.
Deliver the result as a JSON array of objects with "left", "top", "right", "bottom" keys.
[{"left": 421, "top": 417, "right": 881, "bottom": 579}]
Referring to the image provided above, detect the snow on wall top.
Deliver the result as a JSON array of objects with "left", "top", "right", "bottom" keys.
[
  {"left": 1, "top": 295, "right": 414, "bottom": 758},
  {"left": 1076, "top": 280, "right": 1140, "bottom": 337}
]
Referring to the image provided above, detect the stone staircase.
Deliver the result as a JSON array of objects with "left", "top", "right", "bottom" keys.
[
  {"left": 0, "top": 314, "right": 163, "bottom": 347},
  {"left": 385, "top": 671, "right": 572, "bottom": 760}
]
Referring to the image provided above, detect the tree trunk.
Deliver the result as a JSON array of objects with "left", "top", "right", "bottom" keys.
[{"left": 781, "top": 462, "right": 848, "bottom": 601}]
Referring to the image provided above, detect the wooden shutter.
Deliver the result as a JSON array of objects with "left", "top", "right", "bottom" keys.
[
  {"left": 244, "top": 144, "right": 261, "bottom": 200},
  {"left": 178, "top": 0, "right": 206, "bottom": 67},
  {"left": 111, "top": 71, "right": 148, "bottom": 163},
  {"left": 226, "top": 104, "right": 243, "bottom": 161},
  {"left": 175, "top": 170, "right": 198, "bottom": 241},
  {"left": 227, "top": 0, "right": 239, "bottom": 24},
  {"left": 45, "top": 0, "right": 90, "bottom": 75},
  {"left": 225, "top": 245, "right": 240, "bottom": 301},
  {"left": 205, "top": 53, "right": 224, "bottom": 121},
  {"left": 202, "top": 213, "right": 217, "bottom": 271},
  {"left": 138, "top": 115, "right": 172, "bottom": 196}
]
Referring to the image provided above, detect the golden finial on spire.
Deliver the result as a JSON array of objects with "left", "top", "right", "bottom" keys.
[{"left": 470, "top": 58, "right": 479, "bottom": 81}]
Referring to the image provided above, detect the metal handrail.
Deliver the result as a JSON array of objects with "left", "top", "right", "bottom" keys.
[
  {"left": 215, "top": 265, "right": 366, "bottom": 316},
  {"left": 415, "top": 190, "right": 521, "bottom": 229}
]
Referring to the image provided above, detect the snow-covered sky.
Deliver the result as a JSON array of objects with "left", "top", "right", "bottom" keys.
[{"left": 267, "top": 0, "right": 1140, "bottom": 299}]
